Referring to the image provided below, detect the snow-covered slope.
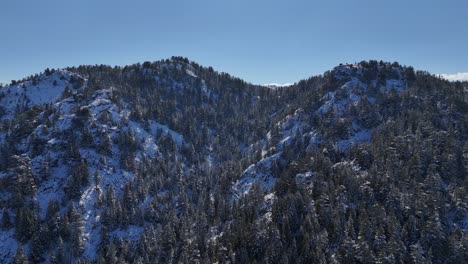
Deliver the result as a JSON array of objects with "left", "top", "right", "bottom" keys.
[
  {"left": 1, "top": 60, "right": 463, "bottom": 263},
  {"left": 0, "top": 70, "right": 85, "bottom": 120},
  {"left": 0, "top": 68, "right": 190, "bottom": 262},
  {"left": 233, "top": 63, "right": 408, "bottom": 196}
]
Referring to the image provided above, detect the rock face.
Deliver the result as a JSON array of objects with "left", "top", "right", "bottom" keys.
[{"left": 0, "top": 58, "right": 466, "bottom": 263}]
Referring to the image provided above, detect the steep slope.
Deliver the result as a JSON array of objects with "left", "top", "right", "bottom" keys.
[
  {"left": 234, "top": 62, "right": 409, "bottom": 195},
  {"left": 0, "top": 58, "right": 466, "bottom": 263},
  {"left": 0, "top": 70, "right": 85, "bottom": 121}
]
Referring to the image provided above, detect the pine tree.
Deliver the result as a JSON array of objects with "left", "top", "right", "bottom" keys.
[
  {"left": 12, "top": 246, "right": 28, "bottom": 264},
  {"left": 1, "top": 209, "right": 12, "bottom": 229},
  {"left": 105, "top": 241, "right": 117, "bottom": 264},
  {"left": 409, "top": 243, "right": 426, "bottom": 264},
  {"left": 69, "top": 204, "right": 84, "bottom": 257},
  {"left": 30, "top": 226, "right": 47, "bottom": 262},
  {"left": 39, "top": 156, "right": 51, "bottom": 181},
  {"left": 98, "top": 133, "right": 113, "bottom": 156}
]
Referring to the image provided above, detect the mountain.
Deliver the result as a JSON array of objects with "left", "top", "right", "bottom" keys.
[{"left": 0, "top": 57, "right": 466, "bottom": 263}]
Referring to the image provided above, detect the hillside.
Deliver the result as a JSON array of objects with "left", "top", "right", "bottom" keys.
[{"left": 0, "top": 57, "right": 466, "bottom": 263}]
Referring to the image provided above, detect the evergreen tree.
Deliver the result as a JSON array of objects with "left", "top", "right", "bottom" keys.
[
  {"left": 1, "top": 209, "right": 12, "bottom": 229},
  {"left": 12, "top": 246, "right": 28, "bottom": 264}
]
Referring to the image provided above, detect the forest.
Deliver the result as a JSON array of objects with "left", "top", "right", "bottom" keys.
[{"left": 0, "top": 57, "right": 466, "bottom": 263}]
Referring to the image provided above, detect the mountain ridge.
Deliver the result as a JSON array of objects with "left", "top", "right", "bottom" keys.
[
  {"left": 2, "top": 57, "right": 443, "bottom": 89},
  {"left": 0, "top": 58, "right": 466, "bottom": 263}
]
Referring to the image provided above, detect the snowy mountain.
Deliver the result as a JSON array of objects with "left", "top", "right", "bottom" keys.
[
  {"left": 0, "top": 70, "right": 85, "bottom": 121},
  {"left": 0, "top": 58, "right": 466, "bottom": 263}
]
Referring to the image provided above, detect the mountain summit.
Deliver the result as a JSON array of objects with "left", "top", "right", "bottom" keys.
[{"left": 0, "top": 58, "right": 466, "bottom": 263}]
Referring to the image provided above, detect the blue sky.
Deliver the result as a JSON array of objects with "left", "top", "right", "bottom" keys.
[{"left": 1, "top": 0, "right": 468, "bottom": 85}]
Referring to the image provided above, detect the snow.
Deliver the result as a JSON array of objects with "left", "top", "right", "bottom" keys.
[
  {"left": 125, "top": 119, "right": 185, "bottom": 158},
  {"left": 35, "top": 158, "right": 67, "bottom": 211},
  {"left": 264, "top": 83, "right": 293, "bottom": 89},
  {"left": 0, "top": 229, "right": 17, "bottom": 263},
  {"left": 0, "top": 70, "right": 85, "bottom": 120},
  {"left": 128, "top": 121, "right": 160, "bottom": 158},
  {"left": 80, "top": 184, "right": 101, "bottom": 260},
  {"left": 233, "top": 108, "right": 310, "bottom": 197},
  {"left": 262, "top": 192, "right": 276, "bottom": 214},
  {"left": 0, "top": 62, "right": 422, "bottom": 262},
  {"left": 233, "top": 64, "right": 407, "bottom": 199},
  {"left": 336, "top": 129, "right": 371, "bottom": 152},
  {"left": 232, "top": 152, "right": 281, "bottom": 197},
  {"left": 54, "top": 114, "right": 75, "bottom": 132},
  {"left": 82, "top": 226, "right": 101, "bottom": 260},
  {"left": 10, "top": 84, "right": 192, "bottom": 260},
  {"left": 109, "top": 225, "right": 144, "bottom": 242},
  {"left": 318, "top": 77, "right": 370, "bottom": 115},
  {"left": 295, "top": 171, "right": 315, "bottom": 186},
  {"left": 149, "top": 120, "right": 184, "bottom": 147},
  {"left": 382, "top": 79, "right": 405, "bottom": 92},
  {"left": 0, "top": 83, "right": 164, "bottom": 261},
  {"left": 186, "top": 68, "right": 198, "bottom": 78},
  {"left": 462, "top": 215, "right": 468, "bottom": 232},
  {"left": 319, "top": 66, "right": 406, "bottom": 116}
]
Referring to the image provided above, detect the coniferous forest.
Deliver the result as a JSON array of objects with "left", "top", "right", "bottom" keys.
[{"left": 0, "top": 57, "right": 466, "bottom": 263}]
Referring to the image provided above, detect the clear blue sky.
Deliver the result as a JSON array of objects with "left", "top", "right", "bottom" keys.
[{"left": 1, "top": 0, "right": 468, "bottom": 85}]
